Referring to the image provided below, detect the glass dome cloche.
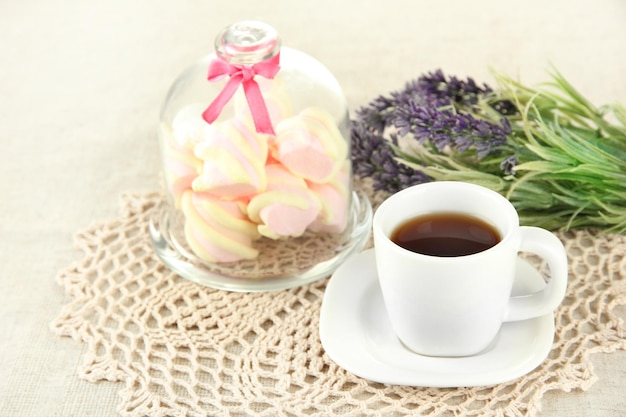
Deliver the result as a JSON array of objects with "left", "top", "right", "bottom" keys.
[{"left": 149, "top": 20, "right": 372, "bottom": 291}]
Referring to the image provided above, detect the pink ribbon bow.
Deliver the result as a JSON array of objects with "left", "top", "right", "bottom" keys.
[{"left": 202, "top": 53, "right": 281, "bottom": 135}]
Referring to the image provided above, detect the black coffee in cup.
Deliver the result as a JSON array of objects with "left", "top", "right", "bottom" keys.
[{"left": 391, "top": 212, "right": 501, "bottom": 257}]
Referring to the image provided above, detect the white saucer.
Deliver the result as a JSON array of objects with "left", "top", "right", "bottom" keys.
[{"left": 319, "top": 249, "right": 555, "bottom": 387}]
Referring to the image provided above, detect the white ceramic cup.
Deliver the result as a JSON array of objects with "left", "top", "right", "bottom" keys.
[{"left": 372, "top": 181, "right": 568, "bottom": 357}]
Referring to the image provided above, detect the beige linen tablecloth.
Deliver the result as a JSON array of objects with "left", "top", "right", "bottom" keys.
[{"left": 1, "top": 0, "right": 624, "bottom": 416}]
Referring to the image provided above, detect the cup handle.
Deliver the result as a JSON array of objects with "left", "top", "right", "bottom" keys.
[{"left": 504, "top": 226, "right": 568, "bottom": 322}]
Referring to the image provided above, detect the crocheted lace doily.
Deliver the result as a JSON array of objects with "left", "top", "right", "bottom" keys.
[{"left": 51, "top": 180, "right": 626, "bottom": 417}]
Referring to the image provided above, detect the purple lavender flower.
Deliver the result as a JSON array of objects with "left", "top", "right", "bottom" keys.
[
  {"left": 413, "top": 69, "right": 493, "bottom": 108},
  {"left": 350, "top": 122, "right": 429, "bottom": 192},
  {"left": 500, "top": 155, "right": 518, "bottom": 175},
  {"left": 357, "top": 70, "right": 510, "bottom": 126},
  {"left": 351, "top": 69, "right": 520, "bottom": 187},
  {"left": 355, "top": 95, "right": 396, "bottom": 133},
  {"left": 394, "top": 103, "right": 511, "bottom": 159}
]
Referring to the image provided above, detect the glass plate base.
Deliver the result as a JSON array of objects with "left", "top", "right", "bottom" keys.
[{"left": 149, "top": 189, "right": 372, "bottom": 292}]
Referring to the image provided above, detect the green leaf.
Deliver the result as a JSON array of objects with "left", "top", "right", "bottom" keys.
[{"left": 513, "top": 160, "right": 564, "bottom": 172}]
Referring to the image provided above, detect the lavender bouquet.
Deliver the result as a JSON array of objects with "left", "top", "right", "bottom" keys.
[{"left": 351, "top": 69, "right": 626, "bottom": 233}]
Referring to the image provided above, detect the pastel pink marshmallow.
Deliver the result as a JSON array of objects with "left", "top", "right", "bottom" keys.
[
  {"left": 181, "top": 190, "right": 259, "bottom": 263},
  {"left": 308, "top": 168, "right": 350, "bottom": 233},
  {"left": 273, "top": 107, "right": 348, "bottom": 183},
  {"left": 192, "top": 118, "right": 268, "bottom": 198},
  {"left": 171, "top": 103, "right": 209, "bottom": 148},
  {"left": 247, "top": 164, "right": 321, "bottom": 239},
  {"left": 162, "top": 130, "right": 202, "bottom": 208},
  {"left": 233, "top": 77, "right": 294, "bottom": 128}
]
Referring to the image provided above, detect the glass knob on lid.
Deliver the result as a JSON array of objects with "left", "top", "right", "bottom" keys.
[
  {"left": 216, "top": 20, "right": 280, "bottom": 64},
  {"left": 150, "top": 20, "right": 372, "bottom": 291}
]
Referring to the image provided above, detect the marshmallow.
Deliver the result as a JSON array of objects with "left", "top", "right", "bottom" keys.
[
  {"left": 171, "top": 103, "right": 209, "bottom": 149},
  {"left": 181, "top": 190, "right": 259, "bottom": 263},
  {"left": 273, "top": 107, "right": 348, "bottom": 183},
  {"left": 192, "top": 118, "right": 268, "bottom": 198},
  {"left": 307, "top": 167, "right": 350, "bottom": 233},
  {"left": 162, "top": 125, "right": 202, "bottom": 208},
  {"left": 247, "top": 164, "right": 321, "bottom": 239},
  {"left": 233, "top": 77, "right": 294, "bottom": 128}
]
